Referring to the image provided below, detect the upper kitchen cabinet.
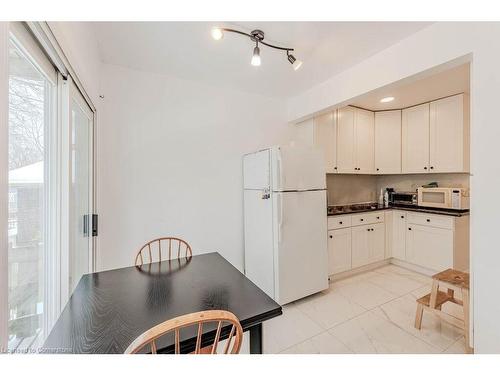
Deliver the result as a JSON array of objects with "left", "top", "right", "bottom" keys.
[
  {"left": 355, "top": 108, "right": 375, "bottom": 173},
  {"left": 402, "top": 103, "right": 430, "bottom": 174},
  {"left": 336, "top": 107, "right": 356, "bottom": 173},
  {"left": 430, "top": 94, "right": 470, "bottom": 173},
  {"left": 313, "top": 111, "right": 337, "bottom": 174},
  {"left": 402, "top": 94, "right": 469, "bottom": 174},
  {"left": 375, "top": 110, "right": 402, "bottom": 174},
  {"left": 337, "top": 106, "right": 374, "bottom": 174}
]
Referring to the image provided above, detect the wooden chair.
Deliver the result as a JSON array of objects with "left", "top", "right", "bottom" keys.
[
  {"left": 124, "top": 310, "right": 243, "bottom": 354},
  {"left": 135, "top": 237, "right": 192, "bottom": 266},
  {"left": 414, "top": 268, "right": 472, "bottom": 353}
]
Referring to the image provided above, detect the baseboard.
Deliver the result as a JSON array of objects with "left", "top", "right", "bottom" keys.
[
  {"left": 389, "top": 258, "right": 436, "bottom": 276},
  {"left": 329, "top": 257, "right": 437, "bottom": 283},
  {"left": 329, "top": 259, "right": 391, "bottom": 282}
]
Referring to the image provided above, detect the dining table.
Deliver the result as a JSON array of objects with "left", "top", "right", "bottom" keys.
[{"left": 42, "top": 252, "right": 282, "bottom": 354}]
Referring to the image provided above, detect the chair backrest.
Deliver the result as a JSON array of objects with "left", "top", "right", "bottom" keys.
[
  {"left": 124, "top": 310, "right": 243, "bottom": 354},
  {"left": 135, "top": 237, "right": 192, "bottom": 266}
]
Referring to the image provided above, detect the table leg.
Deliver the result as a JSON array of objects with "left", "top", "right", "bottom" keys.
[{"left": 249, "top": 323, "right": 263, "bottom": 354}]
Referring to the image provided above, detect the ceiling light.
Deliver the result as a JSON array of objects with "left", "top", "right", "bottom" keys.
[
  {"left": 251, "top": 44, "right": 261, "bottom": 66},
  {"left": 211, "top": 27, "right": 301, "bottom": 70},
  {"left": 211, "top": 28, "right": 224, "bottom": 41},
  {"left": 287, "top": 52, "right": 303, "bottom": 71},
  {"left": 380, "top": 96, "right": 395, "bottom": 103}
]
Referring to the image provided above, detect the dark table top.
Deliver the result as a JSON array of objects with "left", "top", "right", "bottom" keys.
[{"left": 43, "top": 252, "right": 282, "bottom": 354}]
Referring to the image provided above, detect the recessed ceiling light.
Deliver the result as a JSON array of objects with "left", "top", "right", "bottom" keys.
[{"left": 380, "top": 96, "right": 395, "bottom": 103}]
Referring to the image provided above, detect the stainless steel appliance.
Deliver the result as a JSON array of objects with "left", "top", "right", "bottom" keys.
[{"left": 388, "top": 191, "right": 418, "bottom": 206}]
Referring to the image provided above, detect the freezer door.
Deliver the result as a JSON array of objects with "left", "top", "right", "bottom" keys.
[
  {"left": 244, "top": 189, "right": 275, "bottom": 299},
  {"left": 243, "top": 149, "right": 270, "bottom": 190},
  {"left": 271, "top": 145, "right": 326, "bottom": 192},
  {"left": 273, "top": 190, "right": 329, "bottom": 304}
]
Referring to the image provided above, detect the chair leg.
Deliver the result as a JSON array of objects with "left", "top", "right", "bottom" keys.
[
  {"left": 415, "top": 303, "right": 424, "bottom": 330},
  {"left": 462, "top": 288, "right": 472, "bottom": 352},
  {"left": 429, "top": 280, "right": 439, "bottom": 309}
]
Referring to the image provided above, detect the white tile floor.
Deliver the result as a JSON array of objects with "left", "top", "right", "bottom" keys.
[{"left": 263, "top": 264, "right": 468, "bottom": 354}]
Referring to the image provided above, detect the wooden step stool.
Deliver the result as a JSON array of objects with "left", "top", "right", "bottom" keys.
[{"left": 414, "top": 268, "right": 472, "bottom": 353}]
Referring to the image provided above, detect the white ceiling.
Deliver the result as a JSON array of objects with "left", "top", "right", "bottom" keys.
[
  {"left": 350, "top": 63, "right": 470, "bottom": 111},
  {"left": 92, "top": 22, "right": 432, "bottom": 98}
]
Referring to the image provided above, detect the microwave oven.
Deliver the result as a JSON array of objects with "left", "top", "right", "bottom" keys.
[{"left": 417, "top": 187, "right": 469, "bottom": 210}]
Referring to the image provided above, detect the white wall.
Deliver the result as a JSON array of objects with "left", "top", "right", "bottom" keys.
[
  {"left": 97, "top": 63, "right": 292, "bottom": 272},
  {"left": 287, "top": 22, "right": 500, "bottom": 353},
  {"left": 48, "top": 22, "right": 102, "bottom": 106}
]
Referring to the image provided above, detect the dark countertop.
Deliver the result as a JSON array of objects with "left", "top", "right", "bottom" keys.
[{"left": 327, "top": 203, "right": 469, "bottom": 217}]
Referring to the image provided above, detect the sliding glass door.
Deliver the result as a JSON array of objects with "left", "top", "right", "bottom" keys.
[
  {"left": 68, "top": 82, "right": 94, "bottom": 296},
  {"left": 7, "top": 32, "right": 56, "bottom": 351},
  {"left": 4, "top": 23, "right": 96, "bottom": 352}
]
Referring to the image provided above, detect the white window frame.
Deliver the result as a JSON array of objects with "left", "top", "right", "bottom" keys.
[{"left": 1, "top": 21, "right": 97, "bottom": 350}]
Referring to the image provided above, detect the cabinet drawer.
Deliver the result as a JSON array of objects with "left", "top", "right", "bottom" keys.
[
  {"left": 406, "top": 212, "right": 453, "bottom": 230},
  {"left": 351, "top": 212, "right": 385, "bottom": 226},
  {"left": 328, "top": 215, "right": 352, "bottom": 230}
]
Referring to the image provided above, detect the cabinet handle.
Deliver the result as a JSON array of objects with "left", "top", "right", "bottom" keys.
[
  {"left": 408, "top": 227, "right": 412, "bottom": 231},
  {"left": 360, "top": 218, "right": 364, "bottom": 221},
  {"left": 329, "top": 235, "right": 333, "bottom": 239},
  {"left": 424, "top": 166, "right": 428, "bottom": 170},
  {"left": 367, "top": 228, "right": 370, "bottom": 231},
  {"left": 334, "top": 166, "right": 337, "bottom": 170},
  {"left": 376, "top": 168, "right": 380, "bottom": 171},
  {"left": 426, "top": 219, "right": 430, "bottom": 222},
  {"left": 339, "top": 221, "right": 343, "bottom": 224},
  {"left": 376, "top": 216, "right": 380, "bottom": 219},
  {"left": 400, "top": 215, "right": 404, "bottom": 219},
  {"left": 430, "top": 166, "right": 434, "bottom": 170}
]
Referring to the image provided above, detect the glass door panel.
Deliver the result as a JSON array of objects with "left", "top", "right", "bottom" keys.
[
  {"left": 68, "top": 83, "right": 93, "bottom": 295},
  {"left": 7, "top": 39, "right": 54, "bottom": 351}
]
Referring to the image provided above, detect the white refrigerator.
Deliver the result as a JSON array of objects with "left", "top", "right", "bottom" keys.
[{"left": 243, "top": 145, "right": 329, "bottom": 305}]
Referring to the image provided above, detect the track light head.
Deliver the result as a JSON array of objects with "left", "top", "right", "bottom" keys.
[
  {"left": 211, "top": 27, "right": 224, "bottom": 40},
  {"left": 251, "top": 44, "right": 261, "bottom": 66},
  {"left": 287, "top": 52, "right": 303, "bottom": 71}
]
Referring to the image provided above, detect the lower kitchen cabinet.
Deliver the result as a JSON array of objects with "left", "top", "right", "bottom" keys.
[
  {"left": 327, "top": 209, "right": 469, "bottom": 277},
  {"left": 392, "top": 211, "right": 407, "bottom": 260},
  {"left": 405, "top": 224, "right": 453, "bottom": 271},
  {"left": 351, "top": 223, "right": 385, "bottom": 269},
  {"left": 328, "top": 228, "right": 352, "bottom": 275}
]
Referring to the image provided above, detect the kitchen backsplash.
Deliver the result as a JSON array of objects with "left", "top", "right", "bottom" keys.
[
  {"left": 327, "top": 173, "right": 470, "bottom": 206},
  {"left": 326, "top": 174, "right": 377, "bottom": 205}
]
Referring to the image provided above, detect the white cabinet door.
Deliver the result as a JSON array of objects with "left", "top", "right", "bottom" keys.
[
  {"left": 375, "top": 110, "right": 401, "bottom": 174},
  {"left": 430, "top": 94, "right": 467, "bottom": 173},
  {"left": 355, "top": 108, "right": 375, "bottom": 174},
  {"left": 351, "top": 225, "right": 371, "bottom": 268},
  {"left": 392, "top": 211, "right": 407, "bottom": 261},
  {"left": 402, "top": 103, "right": 430, "bottom": 174},
  {"left": 337, "top": 106, "right": 356, "bottom": 173},
  {"left": 314, "top": 111, "right": 337, "bottom": 174},
  {"left": 369, "top": 223, "right": 385, "bottom": 263},
  {"left": 328, "top": 228, "right": 352, "bottom": 275},
  {"left": 406, "top": 224, "right": 453, "bottom": 272}
]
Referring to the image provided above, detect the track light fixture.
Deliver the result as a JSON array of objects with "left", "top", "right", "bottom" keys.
[{"left": 211, "top": 27, "right": 302, "bottom": 70}]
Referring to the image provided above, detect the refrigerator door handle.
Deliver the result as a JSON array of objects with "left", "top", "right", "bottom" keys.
[
  {"left": 277, "top": 193, "right": 283, "bottom": 243},
  {"left": 276, "top": 148, "right": 283, "bottom": 191}
]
